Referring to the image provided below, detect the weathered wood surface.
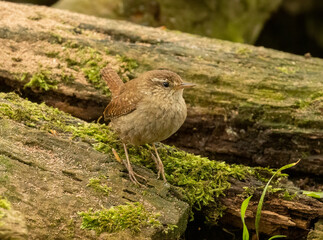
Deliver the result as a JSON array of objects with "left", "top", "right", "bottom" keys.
[
  {"left": 0, "top": 90, "right": 322, "bottom": 239},
  {"left": 0, "top": 93, "right": 190, "bottom": 239},
  {"left": 218, "top": 178, "right": 323, "bottom": 239},
  {"left": 0, "top": 2, "right": 322, "bottom": 177},
  {"left": 0, "top": 2, "right": 323, "bottom": 239}
]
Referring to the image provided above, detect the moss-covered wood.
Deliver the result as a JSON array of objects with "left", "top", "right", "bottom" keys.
[
  {"left": 0, "top": 92, "right": 190, "bottom": 239},
  {"left": 0, "top": 2, "right": 322, "bottom": 177},
  {"left": 0, "top": 90, "right": 322, "bottom": 239},
  {"left": 0, "top": 2, "right": 323, "bottom": 239}
]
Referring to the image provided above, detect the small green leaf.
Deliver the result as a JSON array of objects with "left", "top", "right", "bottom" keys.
[
  {"left": 268, "top": 235, "right": 286, "bottom": 240},
  {"left": 241, "top": 195, "right": 252, "bottom": 240},
  {"left": 302, "top": 191, "right": 323, "bottom": 199},
  {"left": 255, "top": 160, "right": 300, "bottom": 240}
]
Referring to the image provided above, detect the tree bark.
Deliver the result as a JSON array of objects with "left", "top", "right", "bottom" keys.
[
  {"left": 0, "top": 95, "right": 190, "bottom": 239},
  {"left": 1, "top": 2, "right": 322, "bottom": 177},
  {"left": 0, "top": 2, "right": 322, "bottom": 239},
  {"left": 218, "top": 178, "right": 323, "bottom": 239}
]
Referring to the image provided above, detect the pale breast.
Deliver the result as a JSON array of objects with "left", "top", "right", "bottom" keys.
[{"left": 110, "top": 94, "right": 187, "bottom": 145}]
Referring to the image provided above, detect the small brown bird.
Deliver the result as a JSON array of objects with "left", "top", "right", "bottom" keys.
[{"left": 101, "top": 67, "right": 195, "bottom": 185}]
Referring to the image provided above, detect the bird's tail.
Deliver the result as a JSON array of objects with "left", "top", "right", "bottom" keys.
[{"left": 100, "top": 66, "right": 124, "bottom": 97}]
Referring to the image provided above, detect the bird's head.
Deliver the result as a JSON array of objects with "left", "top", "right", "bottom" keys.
[{"left": 141, "top": 70, "right": 195, "bottom": 98}]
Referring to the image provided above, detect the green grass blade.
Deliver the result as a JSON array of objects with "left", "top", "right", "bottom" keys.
[
  {"left": 241, "top": 195, "right": 252, "bottom": 240},
  {"left": 255, "top": 160, "right": 300, "bottom": 240},
  {"left": 302, "top": 191, "right": 323, "bottom": 199},
  {"left": 268, "top": 235, "right": 286, "bottom": 240}
]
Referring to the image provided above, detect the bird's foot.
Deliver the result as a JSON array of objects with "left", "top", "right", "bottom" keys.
[
  {"left": 121, "top": 143, "right": 147, "bottom": 187},
  {"left": 126, "top": 164, "right": 147, "bottom": 187},
  {"left": 152, "top": 144, "right": 167, "bottom": 183},
  {"left": 151, "top": 153, "right": 166, "bottom": 181}
]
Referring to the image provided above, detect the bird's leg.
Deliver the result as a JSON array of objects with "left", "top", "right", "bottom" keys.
[
  {"left": 152, "top": 143, "right": 167, "bottom": 182},
  {"left": 151, "top": 154, "right": 160, "bottom": 178},
  {"left": 123, "top": 143, "right": 147, "bottom": 186}
]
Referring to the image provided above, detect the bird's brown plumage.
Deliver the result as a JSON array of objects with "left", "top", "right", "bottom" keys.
[
  {"left": 103, "top": 79, "right": 143, "bottom": 120},
  {"left": 101, "top": 68, "right": 185, "bottom": 122},
  {"left": 101, "top": 67, "right": 141, "bottom": 120},
  {"left": 100, "top": 67, "right": 124, "bottom": 96}
]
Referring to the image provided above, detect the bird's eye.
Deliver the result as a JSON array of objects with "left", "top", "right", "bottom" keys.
[{"left": 163, "top": 82, "right": 169, "bottom": 87}]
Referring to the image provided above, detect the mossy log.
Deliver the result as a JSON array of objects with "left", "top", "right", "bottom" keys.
[
  {"left": 0, "top": 2, "right": 323, "bottom": 239},
  {"left": 218, "top": 177, "right": 323, "bottom": 239},
  {"left": 0, "top": 90, "right": 322, "bottom": 239},
  {"left": 0, "top": 2, "right": 322, "bottom": 178},
  {"left": 0, "top": 92, "right": 190, "bottom": 239}
]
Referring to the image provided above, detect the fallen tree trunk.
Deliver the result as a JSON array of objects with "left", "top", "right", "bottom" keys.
[
  {"left": 0, "top": 2, "right": 322, "bottom": 178},
  {"left": 0, "top": 92, "right": 190, "bottom": 239},
  {"left": 219, "top": 177, "right": 323, "bottom": 239},
  {"left": 0, "top": 2, "right": 322, "bottom": 239},
  {"left": 0, "top": 90, "right": 322, "bottom": 240}
]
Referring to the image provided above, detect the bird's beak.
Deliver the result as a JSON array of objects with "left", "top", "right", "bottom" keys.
[{"left": 175, "top": 82, "right": 196, "bottom": 90}]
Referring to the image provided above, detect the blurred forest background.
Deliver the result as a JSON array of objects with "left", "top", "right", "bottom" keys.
[{"left": 4, "top": 0, "right": 323, "bottom": 58}]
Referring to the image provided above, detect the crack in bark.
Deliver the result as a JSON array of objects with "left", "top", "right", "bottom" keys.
[{"left": 0, "top": 149, "right": 48, "bottom": 171}]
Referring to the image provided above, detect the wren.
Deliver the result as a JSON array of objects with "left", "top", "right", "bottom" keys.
[{"left": 101, "top": 67, "right": 195, "bottom": 186}]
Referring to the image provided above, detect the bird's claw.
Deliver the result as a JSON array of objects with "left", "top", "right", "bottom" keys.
[{"left": 151, "top": 144, "right": 167, "bottom": 183}]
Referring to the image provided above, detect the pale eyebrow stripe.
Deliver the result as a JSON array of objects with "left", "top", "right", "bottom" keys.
[{"left": 151, "top": 78, "right": 167, "bottom": 83}]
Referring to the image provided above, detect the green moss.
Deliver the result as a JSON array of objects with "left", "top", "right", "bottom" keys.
[
  {"left": 0, "top": 196, "right": 11, "bottom": 222},
  {"left": 117, "top": 55, "right": 139, "bottom": 72},
  {"left": 235, "top": 47, "right": 252, "bottom": 56},
  {"left": 63, "top": 47, "right": 110, "bottom": 95},
  {"left": 281, "top": 190, "right": 297, "bottom": 200},
  {"left": 265, "top": 185, "right": 284, "bottom": 194},
  {"left": 20, "top": 72, "right": 29, "bottom": 82},
  {"left": 78, "top": 202, "right": 161, "bottom": 234},
  {"left": 204, "top": 202, "right": 227, "bottom": 225},
  {"left": 0, "top": 92, "right": 73, "bottom": 129},
  {"left": 104, "top": 47, "right": 110, "bottom": 55},
  {"left": 0, "top": 155, "right": 12, "bottom": 184},
  {"left": 0, "top": 92, "right": 286, "bottom": 221},
  {"left": 254, "top": 89, "right": 285, "bottom": 101},
  {"left": 60, "top": 71, "right": 75, "bottom": 84},
  {"left": 72, "top": 123, "right": 119, "bottom": 152},
  {"left": 124, "top": 144, "right": 255, "bottom": 211},
  {"left": 295, "top": 99, "right": 310, "bottom": 109},
  {"left": 82, "top": 62, "right": 107, "bottom": 93},
  {"left": 39, "top": 42, "right": 138, "bottom": 95},
  {"left": 241, "top": 186, "right": 256, "bottom": 197},
  {"left": 64, "top": 40, "right": 82, "bottom": 49},
  {"left": 65, "top": 57, "right": 79, "bottom": 68},
  {"left": 24, "top": 69, "right": 58, "bottom": 91},
  {"left": 65, "top": 218, "right": 77, "bottom": 239},
  {"left": 162, "top": 224, "right": 178, "bottom": 234},
  {"left": 87, "top": 176, "right": 112, "bottom": 196},
  {"left": 310, "top": 91, "right": 323, "bottom": 100},
  {"left": 45, "top": 51, "right": 60, "bottom": 58},
  {"left": 0, "top": 100, "right": 36, "bottom": 126},
  {"left": 294, "top": 91, "right": 323, "bottom": 109},
  {"left": 49, "top": 33, "right": 64, "bottom": 44},
  {"left": 81, "top": 56, "right": 106, "bottom": 91},
  {"left": 0, "top": 175, "right": 9, "bottom": 185},
  {"left": 0, "top": 155, "right": 13, "bottom": 171},
  {"left": 162, "top": 149, "right": 250, "bottom": 209},
  {"left": 0, "top": 197, "right": 11, "bottom": 210},
  {"left": 276, "top": 66, "right": 296, "bottom": 74},
  {"left": 253, "top": 166, "right": 287, "bottom": 183}
]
